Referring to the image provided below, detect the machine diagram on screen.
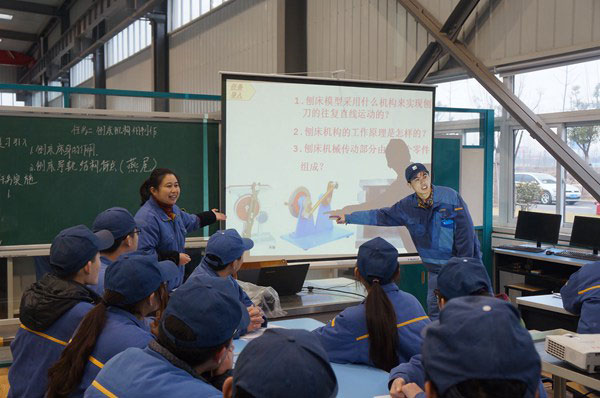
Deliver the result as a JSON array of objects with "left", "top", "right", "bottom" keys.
[
  {"left": 227, "top": 182, "right": 275, "bottom": 247},
  {"left": 281, "top": 181, "right": 353, "bottom": 250}
]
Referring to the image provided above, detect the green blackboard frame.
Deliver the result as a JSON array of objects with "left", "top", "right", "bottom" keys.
[{"left": 0, "top": 108, "right": 220, "bottom": 247}]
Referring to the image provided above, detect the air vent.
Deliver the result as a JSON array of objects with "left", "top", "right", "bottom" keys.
[{"left": 547, "top": 339, "right": 566, "bottom": 359}]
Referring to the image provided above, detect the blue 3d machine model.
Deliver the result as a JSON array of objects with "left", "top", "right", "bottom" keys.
[{"left": 281, "top": 181, "right": 353, "bottom": 250}]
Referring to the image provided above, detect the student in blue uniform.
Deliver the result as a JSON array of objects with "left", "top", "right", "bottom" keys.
[
  {"left": 135, "top": 168, "right": 226, "bottom": 280},
  {"left": 188, "top": 229, "right": 264, "bottom": 335},
  {"left": 397, "top": 296, "right": 542, "bottom": 398},
  {"left": 88, "top": 207, "right": 139, "bottom": 295},
  {"left": 84, "top": 276, "right": 244, "bottom": 398},
  {"left": 313, "top": 237, "right": 430, "bottom": 372},
  {"left": 222, "top": 328, "right": 338, "bottom": 398},
  {"left": 389, "top": 257, "right": 492, "bottom": 396},
  {"left": 46, "top": 253, "right": 172, "bottom": 397},
  {"left": 561, "top": 261, "right": 600, "bottom": 333},
  {"left": 8, "top": 225, "right": 113, "bottom": 398},
  {"left": 330, "top": 163, "right": 481, "bottom": 319}
]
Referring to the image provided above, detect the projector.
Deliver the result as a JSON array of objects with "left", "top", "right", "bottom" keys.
[{"left": 545, "top": 333, "right": 600, "bottom": 373}]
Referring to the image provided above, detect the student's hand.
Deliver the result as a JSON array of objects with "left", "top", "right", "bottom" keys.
[
  {"left": 390, "top": 377, "right": 407, "bottom": 398},
  {"left": 178, "top": 253, "right": 191, "bottom": 265},
  {"left": 401, "top": 383, "right": 424, "bottom": 398},
  {"left": 325, "top": 210, "right": 346, "bottom": 224},
  {"left": 212, "top": 209, "right": 227, "bottom": 221},
  {"left": 247, "top": 306, "right": 263, "bottom": 332},
  {"left": 214, "top": 343, "right": 234, "bottom": 376}
]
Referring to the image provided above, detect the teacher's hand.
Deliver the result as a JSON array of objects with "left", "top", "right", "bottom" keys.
[
  {"left": 325, "top": 210, "right": 346, "bottom": 224},
  {"left": 212, "top": 209, "right": 227, "bottom": 221},
  {"left": 178, "top": 253, "right": 191, "bottom": 265}
]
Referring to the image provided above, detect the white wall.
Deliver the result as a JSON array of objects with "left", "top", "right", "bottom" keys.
[
  {"left": 307, "top": 0, "right": 600, "bottom": 81},
  {"left": 106, "top": 47, "right": 153, "bottom": 112},
  {"left": 169, "top": 0, "right": 280, "bottom": 114}
]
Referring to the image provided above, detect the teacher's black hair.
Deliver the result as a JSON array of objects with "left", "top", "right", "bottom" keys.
[{"left": 139, "top": 168, "right": 180, "bottom": 205}]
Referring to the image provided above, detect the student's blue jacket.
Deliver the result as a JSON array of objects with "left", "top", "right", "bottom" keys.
[
  {"left": 346, "top": 186, "right": 481, "bottom": 273},
  {"left": 561, "top": 261, "right": 600, "bottom": 334},
  {"left": 84, "top": 346, "right": 222, "bottom": 398},
  {"left": 71, "top": 307, "right": 155, "bottom": 397},
  {"left": 388, "top": 352, "right": 548, "bottom": 398},
  {"left": 312, "top": 283, "right": 429, "bottom": 367},
  {"left": 87, "top": 256, "right": 112, "bottom": 296},
  {"left": 135, "top": 197, "right": 215, "bottom": 282},
  {"left": 188, "top": 259, "right": 255, "bottom": 335},
  {"left": 9, "top": 274, "right": 98, "bottom": 398}
]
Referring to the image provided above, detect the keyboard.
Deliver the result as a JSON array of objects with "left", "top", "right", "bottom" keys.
[
  {"left": 554, "top": 250, "right": 600, "bottom": 261},
  {"left": 496, "top": 245, "right": 545, "bottom": 253}
]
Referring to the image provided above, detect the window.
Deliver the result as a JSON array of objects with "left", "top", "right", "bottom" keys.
[
  {"left": 168, "top": 0, "right": 230, "bottom": 31},
  {"left": 47, "top": 81, "right": 62, "bottom": 102},
  {"left": 563, "top": 123, "right": 600, "bottom": 222},
  {"left": 0, "top": 93, "right": 24, "bottom": 106},
  {"left": 435, "top": 77, "right": 503, "bottom": 121},
  {"left": 70, "top": 55, "right": 93, "bottom": 87},
  {"left": 104, "top": 19, "right": 152, "bottom": 68},
  {"left": 513, "top": 129, "right": 558, "bottom": 216},
  {"left": 514, "top": 59, "right": 600, "bottom": 114}
]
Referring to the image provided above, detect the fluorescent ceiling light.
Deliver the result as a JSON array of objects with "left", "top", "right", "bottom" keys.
[{"left": 0, "top": 14, "right": 13, "bottom": 20}]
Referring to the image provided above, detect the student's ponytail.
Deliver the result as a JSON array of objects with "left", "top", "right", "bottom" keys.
[
  {"left": 139, "top": 168, "right": 180, "bottom": 206},
  {"left": 46, "top": 291, "right": 145, "bottom": 398},
  {"left": 364, "top": 276, "right": 400, "bottom": 372},
  {"left": 46, "top": 296, "right": 110, "bottom": 398}
]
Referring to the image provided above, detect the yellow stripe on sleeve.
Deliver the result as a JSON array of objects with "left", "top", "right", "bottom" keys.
[
  {"left": 454, "top": 207, "right": 463, "bottom": 211},
  {"left": 89, "top": 355, "right": 105, "bottom": 369},
  {"left": 20, "top": 324, "right": 68, "bottom": 346},
  {"left": 331, "top": 317, "right": 336, "bottom": 327},
  {"left": 578, "top": 285, "right": 600, "bottom": 295},
  {"left": 91, "top": 380, "right": 118, "bottom": 398},
  {"left": 355, "top": 315, "right": 429, "bottom": 341}
]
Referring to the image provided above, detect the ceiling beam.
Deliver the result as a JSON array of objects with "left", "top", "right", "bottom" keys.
[
  {"left": 398, "top": 0, "right": 600, "bottom": 202},
  {"left": 0, "top": 29, "right": 37, "bottom": 42},
  {"left": 0, "top": 0, "right": 59, "bottom": 16},
  {"left": 404, "top": 0, "right": 479, "bottom": 83}
]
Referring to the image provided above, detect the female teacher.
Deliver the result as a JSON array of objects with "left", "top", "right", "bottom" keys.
[{"left": 135, "top": 168, "right": 226, "bottom": 279}]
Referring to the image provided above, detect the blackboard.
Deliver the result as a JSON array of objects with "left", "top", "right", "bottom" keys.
[{"left": 0, "top": 112, "right": 220, "bottom": 246}]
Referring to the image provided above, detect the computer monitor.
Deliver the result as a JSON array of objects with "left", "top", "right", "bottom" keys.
[
  {"left": 515, "top": 211, "right": 562, "bottom": 247},
  {"left": 570, "top": 216, "right": 600, "bottom": 254}
]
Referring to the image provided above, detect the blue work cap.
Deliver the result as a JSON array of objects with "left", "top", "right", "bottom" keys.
[
  {"left": 159, "top": 276, "right": 243, "bottom": 348},
  {"left": 357, "top": 237, "right": 399, "bottom": 284},
  {"left": 50, "top": 225, "right": 114, "bottom": 276},
  {"left": 104, "top": 253, "right": 165, "bottom": 305},
  {"left": 204, "top": 229, "right": 254, "bottom": 269},
  {"left": 233, "top": 328, "right": 338, "bottom": 398},
  {"left": 437, "top": 257, "right": 491, "bottom": 300},
  {"left": 405, "top": 162, "right": 429, "bottom": 182},
  {"left": 157, "top": 259, "right": 183, "bottom": 292},
  {"left": 92, "top": 207, "right": 137, "bottom": 240},
  {"left": 422, "top": 296, "right": 541, "bottom": 398}
]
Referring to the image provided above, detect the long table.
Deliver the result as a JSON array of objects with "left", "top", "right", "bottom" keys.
[
  {"left": 235, "top": 318, "right": 390, "bottom": 398},
  {"left": 517, "top": 294, "right": 579, "bottom": 331},
  {"left": 277, "top": 277, "right": 365, "bottom": 322}
]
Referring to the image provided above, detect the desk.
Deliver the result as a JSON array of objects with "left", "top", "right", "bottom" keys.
[
  {"left": 277, "top": 277, "right": 364, "bottom": 322},
  {"left": 235, "top": 318, "right": 390, "bottom": 398},
  {"left": 493, "top": 248, "right": 589, "bottom": 295},
  {"left": 531, "top": 329, "right": 600, "bottom": 398},
  {"left": 517, "top": 295, "right": 579, "bottom": 331}
]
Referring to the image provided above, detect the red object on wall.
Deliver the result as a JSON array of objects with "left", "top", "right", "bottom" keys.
[
  {"left": 596, "top": 202, "right": 600, "bottom": 216},
  {"left": 0, "top": 51, "right": 35, "bottom": 66}
]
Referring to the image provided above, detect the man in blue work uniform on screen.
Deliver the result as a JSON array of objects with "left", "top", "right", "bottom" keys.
[{"left": 330, "top": 163, "right": 481, "bottom": 319}]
